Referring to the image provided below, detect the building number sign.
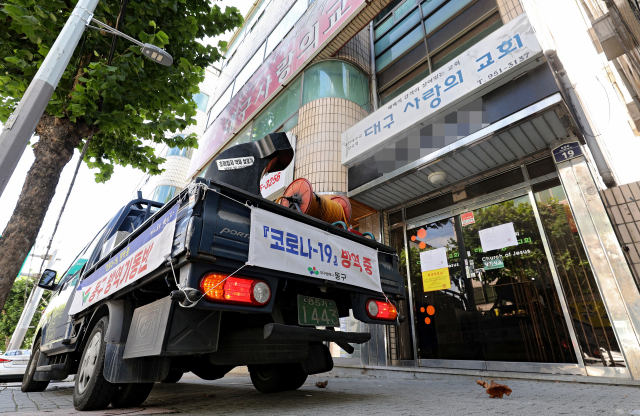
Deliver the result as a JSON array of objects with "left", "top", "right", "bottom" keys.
[{"left": 552, "top": 142, "right": 583, "bottom": 163}]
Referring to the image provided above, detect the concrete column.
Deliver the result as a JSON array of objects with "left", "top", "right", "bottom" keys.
[{"left": 555, "top": 138, "right": 640, "bottom": 379}]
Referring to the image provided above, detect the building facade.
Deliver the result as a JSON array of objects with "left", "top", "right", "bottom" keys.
[{"left": 188, "top": 0, "right": 640, "bottom": 380}]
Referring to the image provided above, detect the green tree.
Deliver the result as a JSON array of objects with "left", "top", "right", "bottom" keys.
[
  {"left": 0, "top": 276, "right": 51, "bottom": 351},
  {"left": 0, "top": 0, "right": 243, "bottom": 310}
]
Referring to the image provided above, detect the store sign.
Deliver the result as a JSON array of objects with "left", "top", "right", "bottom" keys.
[
  {"left": 461, "top": 212, "right": 475, "bottom": 226},
  {"left": 189, "top": 0, "right": 367, "bottom": 177},
  {"left": 342, "top": 13, "right": 543, "bottom": 166},
  {"left": 552, "top": 142, "right": 583, "bottom": 163},
  {"left": 484, "top": 258, "right": 504, "bottom": 270},
  {"left": 70, "top": 204, "right": 179, "bottom": 315},
  {"left": 248, "top": 207, "right": 382, "bottom": 293}
]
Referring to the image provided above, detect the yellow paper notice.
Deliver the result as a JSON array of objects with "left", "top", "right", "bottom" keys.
[{"left": 421, "top": 267, "right": 451, "bottom": 292}]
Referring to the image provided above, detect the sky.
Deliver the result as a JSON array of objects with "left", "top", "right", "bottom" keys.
[
  {"left": 2, "top": 0, "right": 640, "bottom": 277},
  {"left": 0, "top": 0, "right": 256, "bottom": 277}
]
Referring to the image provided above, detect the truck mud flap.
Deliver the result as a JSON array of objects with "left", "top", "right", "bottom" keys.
[
  {"left": 123, "top": 297, "right": 221, "bottom": 359},
  {"left": 104, "top": 344, "right": 170, "bottom": 383}
]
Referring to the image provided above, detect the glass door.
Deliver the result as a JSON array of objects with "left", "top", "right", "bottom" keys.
[{"left": 407, "top": 193, "right": 581, "bottom": 367}]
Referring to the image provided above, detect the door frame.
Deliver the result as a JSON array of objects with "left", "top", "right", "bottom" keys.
[{"left": 392, "top": 169, "right": 596, "bottom": 376}]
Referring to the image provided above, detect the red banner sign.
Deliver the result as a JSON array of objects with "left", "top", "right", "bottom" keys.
[{"left": 188, "top": 0, "right": 366, "bottom": 177}]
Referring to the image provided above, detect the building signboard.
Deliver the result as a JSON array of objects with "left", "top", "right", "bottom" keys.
[
  {"left": 552, "top": 141, "right": 583, "bottom": 163},
  {"left": 341, "top": 13, "right": 543, "bottom": 167},
  {"left": 189, "top": 0, "right": 367, "bottom": 177}
]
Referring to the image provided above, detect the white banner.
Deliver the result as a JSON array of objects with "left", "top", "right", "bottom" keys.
[
  {"left": 341, "top": 13, "right": 543, "bottom": 166},
  {"left": 69, "top": 204, "right": 180, "bottom": 315},
  {"left": 248, "top": 208, "right": 382, "bottom": 293}
]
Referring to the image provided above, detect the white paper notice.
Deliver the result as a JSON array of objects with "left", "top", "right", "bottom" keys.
[
  {"left": 419, "top": 247, "right": 448, "bottom": 272},
  {"left": 478, "top": 223, "right": 518, "bottom": 252}
]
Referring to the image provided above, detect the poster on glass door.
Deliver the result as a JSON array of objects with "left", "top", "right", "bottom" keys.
[{"left": 419, "top": 247, "right": 451, "bottom": 292}]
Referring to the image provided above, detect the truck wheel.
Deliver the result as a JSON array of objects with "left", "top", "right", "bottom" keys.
[
  {"left": 73, "top": 317, "right": 117, "bottom": 410},
  {"left": 249, "top": 363, "right": 308, "bottom": 393},
  {"left": 161, "top": 370, "right": 183, "bottom": 383},
  {"left": 111, "top": 383, "right": 154, "bottom": 408},
  {"left": 21, "top": 338, "right": 49, "bottom": 392}
]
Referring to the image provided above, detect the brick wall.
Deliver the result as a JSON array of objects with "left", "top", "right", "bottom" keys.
[{"left": 600, "top": 182, "right": 640, "bottom": 285}]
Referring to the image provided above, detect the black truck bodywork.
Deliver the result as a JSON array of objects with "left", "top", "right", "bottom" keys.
[{"left": 26, "top": 133, "right": 405, "bottom": 409}]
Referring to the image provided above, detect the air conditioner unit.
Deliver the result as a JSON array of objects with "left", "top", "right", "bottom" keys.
[{"left": 592, "top": 13, "right": 626, "bottom": 60}]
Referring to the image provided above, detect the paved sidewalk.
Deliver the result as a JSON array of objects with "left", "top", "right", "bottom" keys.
[{"left": 0, "top": 371, "right": 639, "bottom": 415}]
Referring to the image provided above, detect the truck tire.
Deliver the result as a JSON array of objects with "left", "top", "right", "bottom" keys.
[
  {"left": 249, "top": 363, "right": 308, "bottom": 393},
  {"left": 21, "top": 338, "right": 49, "bottom": 392},
  {"left": 161, "top": 370, "right": 183, "bottom": 383},
  {"left": 111, "top": 383, "right": 154, "bottom": 408},
  {"left": 73, "top": 317, "right": 117, "bottom": 410}
]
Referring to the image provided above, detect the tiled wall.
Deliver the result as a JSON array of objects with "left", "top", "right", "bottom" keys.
[
  {"left": 291, "top": 97, "right": 369, "bottom": 194},
  {"left": 331, "top": 27, "right": 372, "bottom": 75},
  {"left": 497, "top": 0, "right": 524, "bottom": 23},
  {"left": 601, "top": 182, "right": 640, "bottom": 285}
]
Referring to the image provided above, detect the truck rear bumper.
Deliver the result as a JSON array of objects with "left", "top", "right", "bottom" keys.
[{"left": 264, "top": 323, "right": 371, "bottom": 344}]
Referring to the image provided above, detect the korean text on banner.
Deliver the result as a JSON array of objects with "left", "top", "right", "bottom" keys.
[
  {"left": 420, "top": 247, "right": 451, "bottom": 292},
  {"left": 342, "top": 13, "right": 543, "bottom": 166},
  {"left": 189, "top": 0, "right": 367, "bottom": 177},
  {"left": 248, "top": 208, "right": 382, "bottom": 293},
  {"left": 478, "top": 222, "right": 518, "bottom": 252},
  {"left": 69, "top": 204, "right": 180, "bottom": 315}
]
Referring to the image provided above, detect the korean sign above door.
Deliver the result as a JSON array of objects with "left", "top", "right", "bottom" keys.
[
  {"left": 189, "top": 0, "right": 367, "bottom": 177},
  {"left": 341, "top": 13, "right": 543, "bottom": 167}
]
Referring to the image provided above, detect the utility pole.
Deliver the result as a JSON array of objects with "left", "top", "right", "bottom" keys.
[
  {"left": 0, "top": 0, "right": 99, "bottom": 198},
  {"left": 7, "top": 250, "right": 58, "bottom": 351}
]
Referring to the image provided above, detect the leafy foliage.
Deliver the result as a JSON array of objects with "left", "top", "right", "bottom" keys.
[
  {"left": 0, "top": 277, "right": 50, "bottom": 351},
  {"left": 0, "top": 0, "right": 242, "bottom": 181}
]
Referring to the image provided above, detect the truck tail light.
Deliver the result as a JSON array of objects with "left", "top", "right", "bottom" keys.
[
  {"left": 366, "top": 299, "right": 398, "bottom": 321},
  {"left": 200, "top": 273, "right": 271, "bottom": 306}
]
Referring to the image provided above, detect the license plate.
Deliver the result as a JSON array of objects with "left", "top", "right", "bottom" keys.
[
  {"left": 13, "top": 360, "right": 28, "bottom": 365},
  {"left": 297, "top": 295, "right": 340, "bottom": 327}
]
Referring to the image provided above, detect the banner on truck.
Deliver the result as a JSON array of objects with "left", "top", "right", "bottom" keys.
[
  {"left": 69, "top": 204, "right": 180, "bottom": 315},
  {"left": 248, "top": 208, "right": 382, "bottom": 293}
]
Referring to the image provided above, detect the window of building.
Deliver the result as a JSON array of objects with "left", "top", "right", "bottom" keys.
[
  {"left": 265, "top": 0, "right": 308, "bottom": 58},
  {"left": 252, "top": 76, "right": 301, "bottom": 141},
  {"left": 207, "top": 82, "right": 234, "bottom": 128},
  {"left": 374, "top": 0, "right": 501, "bottom": 100},
  {"left": 166, "top": 147, "right": 193, "bottom": 158},
  {"left": 234, "top": 42, "right": 267, "bottom": 95},
  {"left": 302, "top": 61, "right": 370, "bottom": 110},
  {"left": 152, "top": 185, "right": 179, "bottom": 204},
  {"left": 193, "top": 92, "right": 209, "bottom": 112}
]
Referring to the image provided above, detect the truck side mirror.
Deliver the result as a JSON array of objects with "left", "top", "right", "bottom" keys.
[{"left": 38, "top": 269, "right": 57, "bottom": 291}]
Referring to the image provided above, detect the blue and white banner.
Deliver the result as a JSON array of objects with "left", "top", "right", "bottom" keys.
[
  {"left": 69, "top": 204, "right": 180, "bottom": 315},
  {"left": 248, "top": 208, "right": 382, "bottom": 293},
  {"left": 342, "top": 13, "right": 543, "bottom": 166}
]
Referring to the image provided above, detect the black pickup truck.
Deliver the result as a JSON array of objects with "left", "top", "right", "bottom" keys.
[{"left": 23, "top": 133, "right": 405, "bottom": 411}]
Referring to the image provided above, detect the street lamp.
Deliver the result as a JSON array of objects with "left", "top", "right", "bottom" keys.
[{"left": 87, "top": 18, "right": 173, "bottom": 66}]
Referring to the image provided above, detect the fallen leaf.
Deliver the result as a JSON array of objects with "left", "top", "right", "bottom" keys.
[
  {"left": 316, "top": 380, "right": 328, "bottom": 388},
  {"left": 476, "top": 380, "right": 512, "bottom": 399}
]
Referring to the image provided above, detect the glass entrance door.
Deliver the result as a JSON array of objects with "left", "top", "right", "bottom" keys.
[{"left": 407, "top": 193, "right": 580, "bottom": 367}]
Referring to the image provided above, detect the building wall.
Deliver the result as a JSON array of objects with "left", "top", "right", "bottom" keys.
[
  {"left": 601, "top": 181, "right": 640, "bottom": 285},
  {"left": 292, "top": 97, "right": 370, "bottom": 194}
]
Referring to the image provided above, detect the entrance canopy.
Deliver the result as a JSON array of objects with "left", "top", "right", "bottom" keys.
[{"left": 349, "top": 93, "right": 578, "bottom": 210}]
